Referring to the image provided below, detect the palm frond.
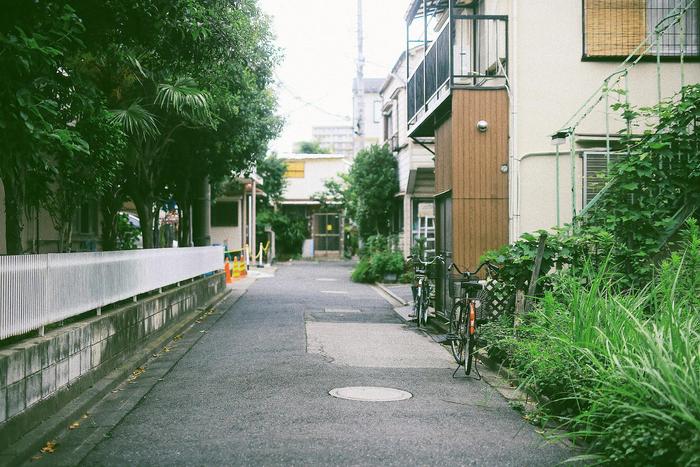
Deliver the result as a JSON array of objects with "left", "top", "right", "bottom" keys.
[
  {"left": 156, "top": 77, "right": 213, "bottom": 125},
  {"left": 108, "top": 101, "right": 159, "bottom": 141}
]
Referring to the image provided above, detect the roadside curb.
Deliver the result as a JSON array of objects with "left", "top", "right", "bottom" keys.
[
  {"left": 3, "top": 279, "right": 256, "bottom": 467},
  {"left": 374, "top": 283, "right": 409, "bottom": 306}
]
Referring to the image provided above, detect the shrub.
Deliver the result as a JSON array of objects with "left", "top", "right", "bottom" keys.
[
  {"left": 257, "top": 210, "right": 308, "bottom": 258},
  {"left": 351, "top": 234, "right": 406, "bottom": 283},
  {"left": 351, "top": 257, "right": 373, "bottom": 283},
  {"left": 486, "top": 236, "right": 700, "bottom": 465}
]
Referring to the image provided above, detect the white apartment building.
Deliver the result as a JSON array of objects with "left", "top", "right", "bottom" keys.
[
  {"left": 403, "top": 0, "right": 700, "bottom": 314},
  {"left": 352, "top": 78, "right": 385, "bottom": 154},
  {"left": 380, "top": 46, "right": 437, "bottom": 257},
  {"left": 311, "top": 126, "right": 354, "bottom": 157}
]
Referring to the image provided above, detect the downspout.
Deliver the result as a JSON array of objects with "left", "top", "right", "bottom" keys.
[{"left": 508, "top": 0, "right": 519, "bottom": 242}]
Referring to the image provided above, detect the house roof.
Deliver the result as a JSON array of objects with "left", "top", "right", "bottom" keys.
[
  {"left": 352, "top": 78, "right": 385, "bottom": 94},
  {"left": 379, "top": 45, "right": 425, "bottom": 95},
  {"left": 278, "top": 153, "right": 347, "bottom": 161}
]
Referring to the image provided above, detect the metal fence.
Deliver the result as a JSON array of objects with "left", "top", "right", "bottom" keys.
[{"left": 0, "top": 247, "right": 224, "bottom": 340}]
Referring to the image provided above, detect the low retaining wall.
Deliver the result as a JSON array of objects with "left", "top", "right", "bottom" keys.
[{"left": 0, "top": 272, "right": 225, "bottom": 449}]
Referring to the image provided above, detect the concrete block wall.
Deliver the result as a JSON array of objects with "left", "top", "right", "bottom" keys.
[{"left": 0, "top": 272, "right": 224, "bottom": 445}]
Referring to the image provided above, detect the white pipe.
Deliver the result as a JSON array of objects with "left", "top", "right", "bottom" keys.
[{"left": 509, "top": 0, "right": 519, "bottom": 242}]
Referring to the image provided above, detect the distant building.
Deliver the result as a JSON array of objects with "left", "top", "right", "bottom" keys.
[
  {"left": 210, "top": 175, "right": 264, "bottom": 257},
  {"left": 352, "top": 77, "right": 385, "bottom": 155},
  {"left": 278, "top": 153, "right": 350, "bottom": 258},
  {"left": 311, "top": 126, "right": 354, "bottom": 157}
]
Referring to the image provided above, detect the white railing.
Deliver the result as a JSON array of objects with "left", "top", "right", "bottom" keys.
[{"left": 0, "top": 247, "right": 224, "bottom": 340}]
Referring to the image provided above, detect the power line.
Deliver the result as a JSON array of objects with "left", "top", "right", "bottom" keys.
[{"left": 273, "top": 73, "right": 351, "bottom": 121}]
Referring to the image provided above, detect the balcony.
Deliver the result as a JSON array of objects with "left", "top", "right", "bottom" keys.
[{"left": 407, "top": 14, "right": 508, "bottom": 135}]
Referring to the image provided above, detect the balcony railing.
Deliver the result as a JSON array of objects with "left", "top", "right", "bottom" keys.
[{"left": 408, "top": 15, "right": 508, "bottom": 124}]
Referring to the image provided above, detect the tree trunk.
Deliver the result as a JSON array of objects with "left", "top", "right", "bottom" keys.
[
  {"left": 3, "top": 175, "right": 24, "bottom": 255},
  {"left": 152, "top": 205, "right": 160, "bottom": 248},
  {"left": 134, "top": 199, "right": 154, "bottom": 249},
  {"left": 100, "top": 202, "right": 118, "bottom": 251}
]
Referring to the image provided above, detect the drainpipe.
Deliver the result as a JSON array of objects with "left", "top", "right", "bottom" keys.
[{"left": 508, "top": 0, "right": 519, "bottom": 242}]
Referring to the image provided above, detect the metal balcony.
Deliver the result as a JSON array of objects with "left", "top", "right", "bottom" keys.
[{"left": 407, "top": 15, "right": 508, "bottom": 131}]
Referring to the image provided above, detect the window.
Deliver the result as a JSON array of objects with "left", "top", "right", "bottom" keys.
[
  {"left": 583, "top": 152, "right": 625, "bottom": 207},
  {"left": 383, "top": 111, "right": 393, "bottom": 141},
  {"left": 285, "top": 161, "right": 305, "bottom": 178},
  {"left": 373, "top": 100, "right": 382, "bottom": 123},
  {"left": 73, "top": 203, "right": 97, "bottom": 234},
  {"left": 583, "top": 0, "right": 699, "bottom": 58},
  {"left": 412, "top": 200, "right": 435, "bottom": 255},
  {"left": 211, "top": 201, "right": 239, "bottom": 227}
]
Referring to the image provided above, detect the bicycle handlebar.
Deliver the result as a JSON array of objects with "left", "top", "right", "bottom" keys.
[
  {"left": 407, "top": 255, "right": 445, "bottom": 267},
  {"left": 449, "top": 260, "right": 498, "bottom": 278}
]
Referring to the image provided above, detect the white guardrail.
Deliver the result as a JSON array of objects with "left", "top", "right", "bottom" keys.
[{"left": 0, "top": 247, "right": 224, "bottom": 340}]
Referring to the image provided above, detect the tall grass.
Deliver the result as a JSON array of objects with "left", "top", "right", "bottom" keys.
[{"left": 505, "top": 250, "right": 700, "bottom": 465}]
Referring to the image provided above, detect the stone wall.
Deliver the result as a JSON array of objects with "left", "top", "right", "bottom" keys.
[{"left": 0, "top": 272, "right": 225, "bottom": 448}]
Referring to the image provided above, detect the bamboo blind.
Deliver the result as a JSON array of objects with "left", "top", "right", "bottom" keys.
[{"left": 584, "top": 0, "right": 647, "bottom": 57}]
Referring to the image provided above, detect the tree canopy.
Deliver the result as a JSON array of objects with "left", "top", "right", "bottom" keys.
[
  {"left": 0, "top": 0, "right": 281, "bottom": 253},
  {"left": 345, "top": 145, "right": 399, "bottom": 239},
  {"left": 297, "top": 141, "right": 330, "bottom": 154}
]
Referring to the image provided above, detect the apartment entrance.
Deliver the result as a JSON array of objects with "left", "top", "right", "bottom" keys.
[{"left": 312, "top": 213, "right": 342, "bottom": 258}]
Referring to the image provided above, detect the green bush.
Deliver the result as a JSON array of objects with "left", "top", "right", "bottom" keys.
[
  {"left": 351, "top": 257, "right": 373, "bottom": 283},
  {"left": 351, "top": 234, "right": 406, "bottom": 283},
  {"left": 115, "top": 213, "right": 140, "bottom": 250},
  {"left": 257, "top": 210, "right": 308, "bottom": 258},
  {"left": 482, "top": 229, "right": 700, "bottom": 465}
]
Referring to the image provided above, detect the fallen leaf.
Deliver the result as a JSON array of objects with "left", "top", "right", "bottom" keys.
[
  {"left": 128, "top": 367, "right": 146, "bottom": 382},
  {"left": 69, "top": 422, "right": 80, "bottom": 430},
  {"left": 40, "top": 441, "right": 57, "bottom": 454}
]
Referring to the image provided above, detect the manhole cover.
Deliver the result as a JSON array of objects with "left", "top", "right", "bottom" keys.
[{"left": 329, "top": 386, "right": 413, "bottom": 402}]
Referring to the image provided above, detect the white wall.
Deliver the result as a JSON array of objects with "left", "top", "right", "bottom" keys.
[
  {"left": 281, "top": 157, "right": 349, "bottom": 201},
  {"left": 510, "top": 0, "right": 700, "bottom": 236},
  {"left": 210, "top": 197, "right": 243, "bottom": 252},
  {"left": 518, "top": 154, "right": 584, "bottom": 235}
]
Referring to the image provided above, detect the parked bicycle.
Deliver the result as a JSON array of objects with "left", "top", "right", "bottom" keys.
[
  {"left": 407, "top": 254, "right": 444, "bottom": 328},
  {"left": 448, "top": 261, "right": 498, "bottom": 375}
]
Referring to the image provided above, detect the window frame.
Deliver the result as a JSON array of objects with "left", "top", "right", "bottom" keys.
[{"left": 581, "top": 0, "right": 700, "bottom": 62}]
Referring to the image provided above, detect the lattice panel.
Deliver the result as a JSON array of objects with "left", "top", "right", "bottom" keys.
[{"left": 476, "top": 279, "right": 515, "bottom": 322}]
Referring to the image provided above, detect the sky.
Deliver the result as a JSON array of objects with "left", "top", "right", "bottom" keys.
[{"left": 258, "top": 0, "right": 409, "bottom": 154}]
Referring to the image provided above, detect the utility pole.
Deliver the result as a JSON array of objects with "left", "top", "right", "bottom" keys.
[{"left": 353, "top": 0, "right": 365, "bottom": 156}]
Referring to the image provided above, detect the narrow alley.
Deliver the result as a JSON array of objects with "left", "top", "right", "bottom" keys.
[{"left": 30, "top": 262, "right": 571, "bottom": 466}]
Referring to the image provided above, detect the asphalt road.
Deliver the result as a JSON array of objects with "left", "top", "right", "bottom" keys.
[{"left": 33, "top": 261, "right": 572, "bottom": 466}]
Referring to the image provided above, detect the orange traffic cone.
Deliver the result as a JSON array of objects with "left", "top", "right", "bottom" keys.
[
  {"left": 233, "top": 257, "right": 241, "bottom": 279},
  {"left": 225, "top": 257, "right": 232, "bottom": 284},
  {"left": 240, "top": 252, "right": 248, "bottom": 277}
]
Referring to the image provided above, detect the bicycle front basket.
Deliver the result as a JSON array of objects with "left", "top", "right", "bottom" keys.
[{"left": 448, "top": 273, "right": 471, "bottom": 299}]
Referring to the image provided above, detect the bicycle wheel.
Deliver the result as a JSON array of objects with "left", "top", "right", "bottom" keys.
[
  {"left": 419, "top": 283, "right": 430, "bottom": 327},
  {"left": 414, "top": 282, "right": 423, "bottom": 327},
  {"left": 449, "top": 301, "right": 466, "bottom": 365},
  {"left": 464, "top": 301, "right": 477, "bottom": 375}
]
